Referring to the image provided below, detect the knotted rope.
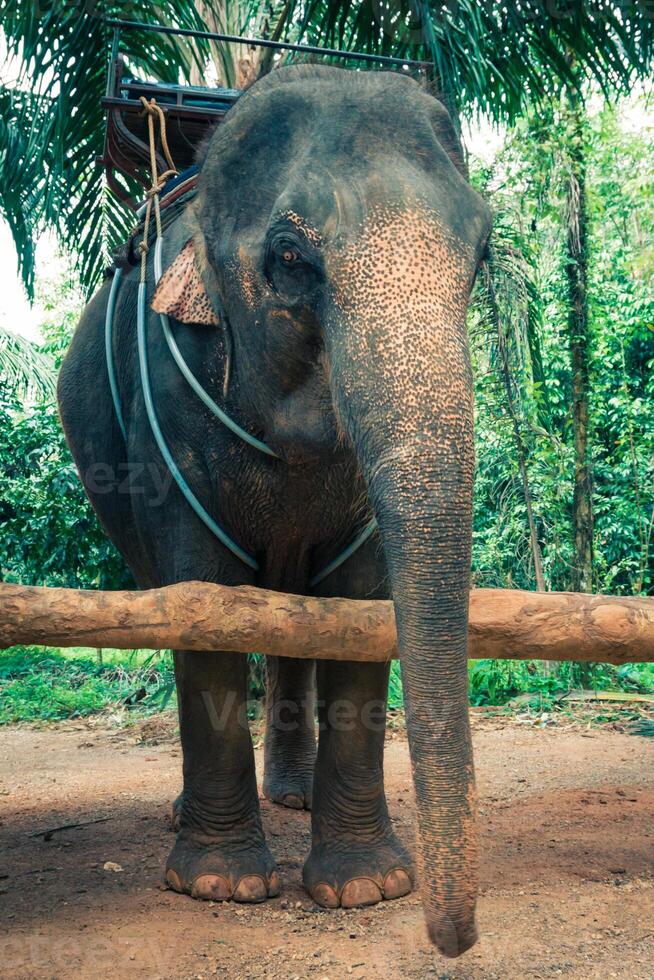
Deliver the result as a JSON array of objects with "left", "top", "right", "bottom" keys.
[{"left": 138, "top": 96, "right": 178, "bottom": 282}]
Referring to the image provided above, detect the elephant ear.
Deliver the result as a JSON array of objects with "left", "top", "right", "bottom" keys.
[{"left": 151, "top": 239, "right": 220, "bottom": 326}]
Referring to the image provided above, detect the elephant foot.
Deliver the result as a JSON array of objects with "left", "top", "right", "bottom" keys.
[
  {"left": 303, "top": 835, "right": 413, "bottom": 909},
  {"left": 262, "top": 769, "right": 313, "bottom": 810},
  {"left": 262, "top": 726, "right": 315, "bottom": 810},
  {"left": 165, "top": 834, "right": 280, "bottom": 903}
]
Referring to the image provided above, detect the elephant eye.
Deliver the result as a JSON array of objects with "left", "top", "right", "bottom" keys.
[
  {"left": 280, "top": 246, "right": 300, "bottom": 265},
  {"left": 265, "top": 233, "right": 322, "bottom": 299}
]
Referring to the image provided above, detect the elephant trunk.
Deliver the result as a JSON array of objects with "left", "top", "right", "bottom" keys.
[
  {"left": 325, "top": 204, "right": 479, "bottom": 956},
  {"left": 377, "top": 467, "right": 477, "bottom": 957}
]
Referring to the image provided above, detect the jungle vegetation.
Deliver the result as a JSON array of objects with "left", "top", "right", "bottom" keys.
[{"left": 0, "top": 1, "right": 653, "bottom": 719}]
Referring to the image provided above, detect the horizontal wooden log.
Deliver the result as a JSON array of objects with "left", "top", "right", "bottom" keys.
[{"left": 1, "top": 581, "right": 653, "bottom": 664}]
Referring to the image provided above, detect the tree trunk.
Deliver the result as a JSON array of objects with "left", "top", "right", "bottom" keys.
[
  {"left": 562, "top": 86, "right": 594, "bottom": 687},
  {"left": 564, "top": 88, "right": 593, "bottom": 595},
  {"left": 190, "top": 2, "right": 291, "bottom": 89},
  {"left": 1, "top": 581, "right": 653, "bottom": 666},
  {"left": 482, "top": 265, "right": 546, "bottom": 592}
]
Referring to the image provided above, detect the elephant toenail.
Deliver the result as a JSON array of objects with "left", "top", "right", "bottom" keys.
[
  {"left": 233, "top": 875, "right": 268, "bottom": 903},
  {"left": 340, "top": 878, "right": 383, "bottom": 909},
  {"left": 311, "top": 882, "right": 339, "bottom": 908},
  {"left": 382, "top": 869, "right": 412, "bottom": 900},
  {"left": 281, "top": 793, "right": 304, "bottom": 810},
  {"left": 268, "top": 870, "right": 281, "bottom": 897},
  {"left": 165, "top": 869, "right": 183, "bottom": 892},
  {"left": 191, "top": 874, "right": 232, "bottom": 901}
]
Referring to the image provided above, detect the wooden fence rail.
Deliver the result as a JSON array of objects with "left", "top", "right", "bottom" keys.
[{"left": 1, "top": 582, "right": 653, "bottom": 664}]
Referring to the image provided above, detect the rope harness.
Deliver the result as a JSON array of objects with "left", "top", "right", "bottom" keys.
[{"left": 105, "top": 98, "right": 377, "bottom": 587}]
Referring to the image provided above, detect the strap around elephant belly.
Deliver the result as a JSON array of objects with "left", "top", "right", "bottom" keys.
[{"left": 105, "top": 185, "right": 377, "bottom": 586}]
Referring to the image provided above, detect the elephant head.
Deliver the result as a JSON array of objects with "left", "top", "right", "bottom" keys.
[{"left": 154, "top": 64, "right": 490, "bottom": 956}]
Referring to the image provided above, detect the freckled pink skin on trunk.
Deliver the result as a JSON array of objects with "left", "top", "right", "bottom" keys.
[{"left": 326, "top": 199, "right": 485, "bottom": 957}]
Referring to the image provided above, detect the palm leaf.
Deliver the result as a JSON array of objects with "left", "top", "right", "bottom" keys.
[
  {"left": 291, "top": 0, "right": 653, "bottom": 119},
  {"left": 1, "top": 0, "right": 653, "bottom": 299},
  {"left": 473, "top": 192, "right": 550, "bottom": 429},
  {"left": 0, "top": 325, "right": 56, "bottom": 401},
  {"left": 0, "top": 0, "right": 225, "bottom": 298}
]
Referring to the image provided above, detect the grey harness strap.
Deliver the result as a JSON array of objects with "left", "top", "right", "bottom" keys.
[{"left": 106, "top": 249, "right": 377, "bottom": 586}]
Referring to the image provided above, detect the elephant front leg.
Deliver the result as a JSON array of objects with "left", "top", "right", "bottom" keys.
[
  {"left": 166, "top": 649, "right": 279, "bottom": 903},
  {"left": 262, "top": 656, "right": 316, "bottom": 810},
  {"left": 303, "top": 660, "right": 413, "bottom": 908}
]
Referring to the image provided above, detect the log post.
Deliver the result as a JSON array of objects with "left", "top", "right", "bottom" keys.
[{"left": 0, "top": 582, "right": 653, "bottom": 664}]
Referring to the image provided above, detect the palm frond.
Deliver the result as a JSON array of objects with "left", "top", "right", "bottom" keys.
[
  {"left": 0, "top": 86, "right": 40, "bottom": 296},
  {"left": 1, "top": 1, "right": 652, "bottom": 298},
  {"left": 0, "top": 0, "right": 225, "bottom": 297},
  {"left": 290, "top": 0, "right": 653, "bottom": 120},
  {"left": 473, "top": 197, "right": 550, "bottom": 428},
  {"left": 0, "top": 325, "right": 56, "bottom": 401}
]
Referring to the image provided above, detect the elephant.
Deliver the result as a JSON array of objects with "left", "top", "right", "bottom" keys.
[{"left": 58, "top": 64, "right": 490, "bottom": 957}]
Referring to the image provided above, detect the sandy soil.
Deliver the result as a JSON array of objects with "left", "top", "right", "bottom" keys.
[{"left": 0, "top": 714, "right": 652, "bottom": 980}]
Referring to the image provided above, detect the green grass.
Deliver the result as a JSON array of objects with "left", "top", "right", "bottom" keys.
[
  {"left": 1, "top": 646, "right": 652, "bottom": 724},
  {"left": 468, "top": 659, "right": 654, "bottom": 707},
  {"left": 388, "top": 659, "right": 654, "bottom": 711},
  {"left": 0, "top": 648, "right": 405, "bottom": 724},
  {"left": 0, "top": 646, "right": 175, "bottom": 724},
  {"left": 388, "top": 661, "right": 403, "bottom": 709}
]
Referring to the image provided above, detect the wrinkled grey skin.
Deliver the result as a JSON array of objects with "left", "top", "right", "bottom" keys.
[{"left": 58, "top": 65, "right": 490, "bottom": 957}]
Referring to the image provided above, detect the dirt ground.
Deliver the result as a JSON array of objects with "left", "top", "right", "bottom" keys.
[{"left": 0, "top": 713, "right": 652, "bottom": 980}]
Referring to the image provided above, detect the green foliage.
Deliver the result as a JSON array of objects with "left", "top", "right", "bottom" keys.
[
  {"left": 388, "top": 661, "right": 403, "bottom": 710},
  {"left": 468, "top": 659, "right": 654, "bottom": 708},
  {"left": 0, "top": 255, "right": 130, "bottom": 589},
  {"left": 0, "top": 646, "right": 175, "bottom": 723},
  {"left": 587, "top": 105, "right": 654, "bottom": 593},
  {"left": 471, "top": 91, "right": 654, "bottom": 597},
  {"left": 0, "top": 1, "right": 231, "bottom": 296},
  {"left": 292, "top": 0, "right": 652, "bottom": 121},
  {"left": 2, "top": 89, "right": 652, "bottom": 716},
  {"left": 0, "top": 326, "right": 55, "bottom": 401},
  {"left": 1, "top": 1, "right": 652, "bottom": 295},
  {"left": 0, "top": 391, "right": 130, "bottom": 588},
  {"left": 0, "top": 20, "right": 653, "bottom": 718},
  {"left": 3, "top": 645, "right": 649, "bottom": 725}
]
